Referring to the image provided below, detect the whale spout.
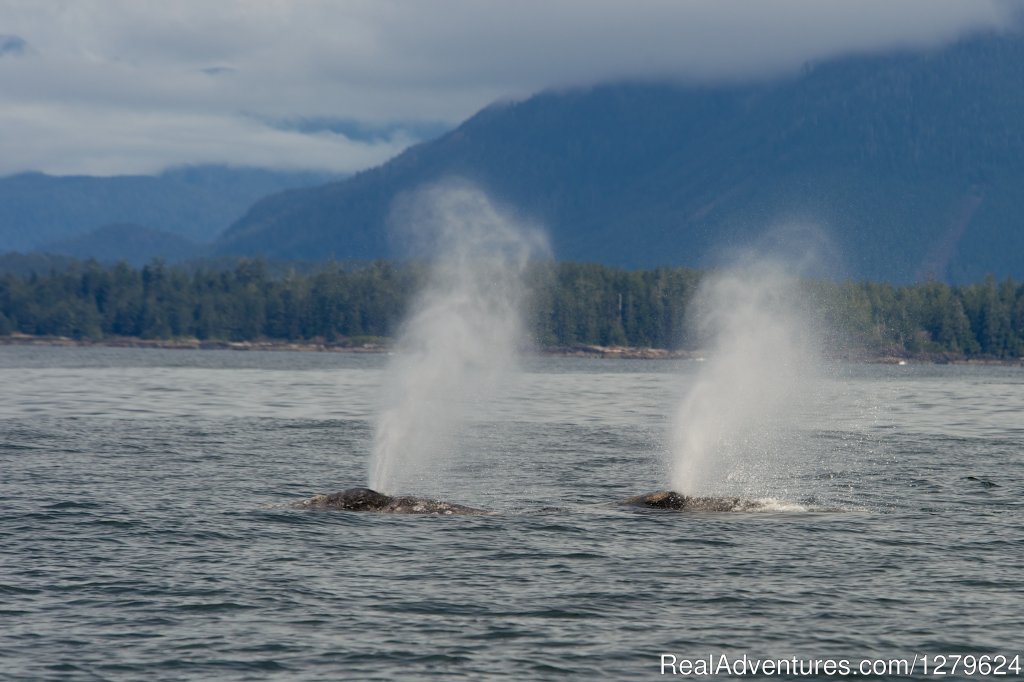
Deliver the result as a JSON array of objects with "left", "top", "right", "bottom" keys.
[
  {"left": 624, "top": 490, "right": 764, "bottom": 512},
  {"left": 293, "top": 487, "right": 487, "bottom": 515}
]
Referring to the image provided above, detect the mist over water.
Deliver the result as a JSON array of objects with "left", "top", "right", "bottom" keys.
[
  {"left": 369, "top": 183, "right": 548, "bottom": 494},
  {"left": 670, "top": 261, "right": 823, "bottom": 496}
]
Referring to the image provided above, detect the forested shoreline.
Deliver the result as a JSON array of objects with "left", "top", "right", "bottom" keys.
[{"left": 1, "top": 259, "right": 1023, "bottom": 359}]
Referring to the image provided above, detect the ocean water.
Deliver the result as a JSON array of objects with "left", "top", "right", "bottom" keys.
[{"left": 1, "top": 346, "right": 1022, "bottom": 680}]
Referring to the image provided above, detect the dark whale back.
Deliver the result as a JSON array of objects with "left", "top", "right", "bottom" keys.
[
  {"left": 624, "top": 490, "right": 755, "bottom": 511},
  {"left": 317, "top": 487, "right": 393, "bottom": 511},
  {"left": 294, "top": 488, "right": 487, "bottom": 515}
]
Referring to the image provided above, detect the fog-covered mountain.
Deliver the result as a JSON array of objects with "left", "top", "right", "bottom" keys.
[{"left": 217, "top": 31, "right": 1024, "bottom": 283}]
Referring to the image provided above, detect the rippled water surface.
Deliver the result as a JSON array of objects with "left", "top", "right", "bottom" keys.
[{"left": 2, "top": 347, "right": 1022, "bottom": 680}]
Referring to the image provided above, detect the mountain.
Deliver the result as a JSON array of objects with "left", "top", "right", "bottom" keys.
[
  {"left": 217, "top": 30, "right": 1024, "bottom": 283},
  {"left": 0, "top": 165, "right": 341, "bottom": 253},
  {"left": 38, "top": 223, "right": 201, "bottom": 266},
  {"left": 0, "top": 251, "right": 78, "bottom": 277}
]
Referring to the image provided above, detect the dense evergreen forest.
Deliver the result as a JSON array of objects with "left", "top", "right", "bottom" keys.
[{"left": 1, "top": 259, "right": 1023, "bottom": 359}]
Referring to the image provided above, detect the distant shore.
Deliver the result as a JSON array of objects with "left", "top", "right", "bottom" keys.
[
  {"left": 3, "top": 332, "right": 1022, "bottom": 365},
  {"left": 0, "top": 332, "right": 387, "bottom": 354}
]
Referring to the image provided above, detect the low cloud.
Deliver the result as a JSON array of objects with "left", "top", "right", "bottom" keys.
[
  {"left": 0, "top": 0, "right": 1017, "bottom": 175},
  {"left": 0, "top": 104, "right": 412, "bottom": 176}
]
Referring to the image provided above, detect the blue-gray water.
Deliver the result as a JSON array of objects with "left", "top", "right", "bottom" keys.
[{"left": 1, "top": 346, "right": 1022, "bottom": 680}]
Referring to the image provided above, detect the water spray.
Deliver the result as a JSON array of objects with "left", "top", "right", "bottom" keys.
[
  {"left": 369, "top": 182, "right": 548, "bottom": 495},
  {"left": 669, "top": 260, "right": 822, "bottom": 497}
]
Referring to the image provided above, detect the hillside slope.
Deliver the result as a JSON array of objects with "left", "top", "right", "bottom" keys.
[{"left": 39, "top": 224, "right": 201, "bottom": 266}]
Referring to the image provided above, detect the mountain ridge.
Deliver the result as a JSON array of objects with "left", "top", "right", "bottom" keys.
[
  {"left": 216, "top": 30, "right": 1024, "bottom": 283},
  {"left": 0, "top": 165, "right": 342, "bottom": 253}
]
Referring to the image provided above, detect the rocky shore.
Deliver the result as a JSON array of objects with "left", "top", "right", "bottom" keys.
[{"left": 1, "top": 333, "right": 1021, "bottom": 365}]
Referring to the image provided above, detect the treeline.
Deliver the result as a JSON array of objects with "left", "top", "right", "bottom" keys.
[{"left": 1, "top": 259, "right": 1023, "bottom": 358}]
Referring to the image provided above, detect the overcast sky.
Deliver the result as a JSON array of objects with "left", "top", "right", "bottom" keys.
[{"left": 0, "top": 0, "right": 1018, "bottom": 176}]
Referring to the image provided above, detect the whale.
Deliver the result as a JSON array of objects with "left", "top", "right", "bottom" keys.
[
  {"left": 293, "top": 487, "right": 804, "bottom": 514},
  {"left": 293, "top": 487, "right": 488, "bottom": 515},
  {"left": 623, "top": 490, "right": 769, "bottom": 512}
]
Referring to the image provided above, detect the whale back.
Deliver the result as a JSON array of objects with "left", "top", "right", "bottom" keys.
[
  {"left": 624, "top": 490, "right": 750, "bottom": 511},
  {"left": 294, "top": 488, "right": 487, "bottom": 514},
  {"left": 624, "top": 490, "right": 688, "bottom": 509},
  {"left": 301, "top": 487, "right": 393, "bottom": 511},
  {"left": 386, "top": 495, "right": 486, "bottom": 515}
]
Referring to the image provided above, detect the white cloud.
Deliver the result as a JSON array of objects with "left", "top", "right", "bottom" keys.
[
  {"left": 0, "top": 101, "right": 413, "bottom": 176},
  {"left": 0, "top": 0, "right": 1016, "bottom": 175}
]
